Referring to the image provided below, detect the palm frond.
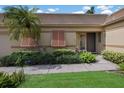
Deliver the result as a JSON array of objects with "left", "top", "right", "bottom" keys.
[{"left": 3, "top": 5, "right": 41, "bottom": 41}]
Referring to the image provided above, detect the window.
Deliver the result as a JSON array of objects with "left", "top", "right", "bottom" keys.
[
  {"left": 98, "top": 32, "right": 101, "bottom": 43},
  {"left": 51, "top": 31, "right": 65, "bottom": 47},
  {"left": 80, "top": 35, "right": 85, "bottom": 50}
]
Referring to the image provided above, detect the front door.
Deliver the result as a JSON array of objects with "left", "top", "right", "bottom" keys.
[{"left": 87, "top": 33, "right": 96, "bottom": 52}]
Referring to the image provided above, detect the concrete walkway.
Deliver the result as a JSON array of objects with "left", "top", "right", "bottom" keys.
[{"left": 0, "top": 56, "right": 119, "bottom": 74}]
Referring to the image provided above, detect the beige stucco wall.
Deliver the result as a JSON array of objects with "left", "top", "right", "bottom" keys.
[
  {"left": 104, "top": 21, "right": 124, "bottom": 52},
  {"left": 39, "top": 31, "right": 76, "bottom": 47},
  {"left": 0, "top": 32, "right": 21, "bottom": 57},
  {"left": 0, "top": 34, "right": 12, "bottom": 56},
  {"left": 96, "top": 32, "right": 106, "bottom": 53},
  {"left": 96, "top": 33, "right": 100, "bottom": 53},
  {"left": 65, "top": 32, "right": 76, "bottom": 47},
  {"left": 0, "top": 24, "right": 105, "bottom": 57},
  {"left": 40, "top": 32, "right": 52, "bottom": 46},
  {"left": 0, "top": 31, "right": 77, "bottom": 56},
  {"left": 39, "top": 31, "right": 77, "bottom": 52}
]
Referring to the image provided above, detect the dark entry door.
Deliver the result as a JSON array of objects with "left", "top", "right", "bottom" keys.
[{"left": 87, "top": 33, "right": 96, "bottom": 52}]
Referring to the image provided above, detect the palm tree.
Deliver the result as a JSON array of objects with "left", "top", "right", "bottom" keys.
[
  {"left": 86, "top": 6, "right": 95, "bottom": 14},
  {"left": 3, "top": 6, "right": 41, "bottom": 47}
]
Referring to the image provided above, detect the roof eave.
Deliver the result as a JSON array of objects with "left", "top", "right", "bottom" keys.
[{"left": 104, "top": 16, "right": 124, "bottom": 26}]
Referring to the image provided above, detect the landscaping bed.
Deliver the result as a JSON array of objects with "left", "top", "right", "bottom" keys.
[{"left": 0, "top": 49, "right": 96, "bottom": 66}]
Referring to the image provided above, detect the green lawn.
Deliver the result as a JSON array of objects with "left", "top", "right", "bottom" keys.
[{"left": 19, "top": 71, "right": 124, "bottom": 88}]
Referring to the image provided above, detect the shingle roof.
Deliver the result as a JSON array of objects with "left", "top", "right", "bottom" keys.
[
  {"left": 105, "top": 8, "right": 124, "bottom": 25},
  {"left": 0, "top": 8, "right": 124, "bottom": 26},
  {"left": 37, "top": 14, "right": 107, "bottom": 25}
]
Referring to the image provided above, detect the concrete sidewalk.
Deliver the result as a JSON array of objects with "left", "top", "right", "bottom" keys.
[{"left": 0, "top": 56, "right": 119, "bottom": 74}]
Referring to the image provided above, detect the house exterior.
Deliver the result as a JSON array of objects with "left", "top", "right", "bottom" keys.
[{"left": 0, "top": 8, "right": 124, "bottom": 56}]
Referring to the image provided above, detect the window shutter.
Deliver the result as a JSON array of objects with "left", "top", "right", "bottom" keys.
[
  {"left": 51, "top": 31, "right": 65, "bottom": 47},
  {"left": 59, "top": 31, "right": 65, "bottom": 47},
  {"left": 51, "top": 31, "right": 59, "bottom": 47}
]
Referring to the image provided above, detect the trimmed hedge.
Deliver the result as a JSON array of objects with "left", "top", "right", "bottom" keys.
[
  {"left": 102, "top": 50, "right": 124, "bottom": 64},
  {"left": 0, "top": 70, "right": 25, "bottom": 88},
  {"left": 0, "top": 49, "right": 96, "bottom": 66},
  {"left": 56, "top": 54, "right": 81, "bottom": 64},
  {"left": 53, "top": 49, "right": 75, "bottom": 57}
]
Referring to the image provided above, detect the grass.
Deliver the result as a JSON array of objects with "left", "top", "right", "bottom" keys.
[{"left": 19, "top": 71, "right": 124, "bottom": 88}]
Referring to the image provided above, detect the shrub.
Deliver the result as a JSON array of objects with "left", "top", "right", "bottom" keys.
[
  {"left": 79, "top": 52, "right": 96, "bottom": 63},
  {"left": 0, "top": 72, "right": 13, "bottom": 88},
  {"left": 0, "top": 50, "right": 96, "bottom": 66},
  {"left": 40, "top": 53, "right": 55, "bottom": 64},
  {"left": 0, "top": 52, "right": 23, "bottom": 66},
  {"left": 119, "top": 63, "right": 124, "bottom": 70},
  {"left": 102, "top": 50, "right": 124, "bottom": 64},
  {"left": 0, "top": 52, "right": 43, "bottom": 66},
  {"left": 20, "top": 52, "right": 42, "bottom": 65},
  {"left": 55, "top": 52, "right": 96, "bottom": 64},
  {"left": 10, "top": 70, "right": 25, "bottom": 87},
  {"left": 0, "top": 56, "right": 12, "bottom": 66},
  {"left": 0, "top": 70, "right": 25, "bottom": 88},
  {"left": 53, "top": 49, "right": 76, "bottom": 57},
  {"left": 56, "top": 54, "right": 81, "bottom": 64}
]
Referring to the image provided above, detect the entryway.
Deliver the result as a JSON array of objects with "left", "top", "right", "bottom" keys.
[
  {"left": 80, "top": 34, "right": 86, "bottom": 50},
  {"left": 79, "top": 32, "right": 96, "bottom": 52},
  {"left": 86, "top": 33, "right": 96, "bottom": 52}
]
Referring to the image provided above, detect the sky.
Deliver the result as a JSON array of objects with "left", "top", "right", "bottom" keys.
[{"left": 0, "top": 5, "right": 124, "bottom": 14}]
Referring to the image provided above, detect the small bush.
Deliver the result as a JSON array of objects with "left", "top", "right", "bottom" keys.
[
  {"left": 40, "top": 53, "right": 55, "bottom": 64},
  {"left": 0, "top": 72, "right": 13, "bottom": 88},
  {"left": 53, "top": 49, "right": 76, "bottom": 57},
  {"left": 79, "top": 52, "right": 96, "bottom": 63},
  {"left": 0, "top": 70, "right": 25, "bottom": 88},
  {"left": 0, "top": 52, "right": 43, "bottom": 66},
  {"left": 102, "top": 50, "right": 124, "bottom": 64},
  {"left": 10, "top": 70, "right": 25, "bottom": 87},
  {"left": 0, "top": 52, "right": 24, "bottom": 66},
  {"left": 0, "top": 56, "right": 12, "bottom": 66},
  {"left": 20, "top": 52, "right": 42, "bottom": 65}
]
